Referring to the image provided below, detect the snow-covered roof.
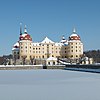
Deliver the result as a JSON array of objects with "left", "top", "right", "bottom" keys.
[
  {"left": 60, "top": 39, "right": 67, "bottom": 43},
  {"left": 21, "top": 33, "right": 27, "bottom": 37},
  {"left": 55, "top": 43, "right": 62, "bottom": 46},
  {"left": 32, "top": 43, "right": 40, "bottom": 46},
  {"left": 60, "top": 36, "right": 67, "bottom": 43},
  {"left": 13, "top": 42, "right": 19, "bottom": 47},
  {"left": 41, "top": 37, "right": 54, "bottom": 43},
  {"left": 12, "top": 42, "right": 19, "bottom": 51},
  {"left": 70, "top": 33, "right": 78, "bottom": 37},
  {"left": 68, "top": 40, "right": 82, "bottom": 43},
  {"left": 47, "top": 57, "right": 57, "bottom": 61},
  {"left": 12, "top": 48, "right": 19, "bottom": 51}
]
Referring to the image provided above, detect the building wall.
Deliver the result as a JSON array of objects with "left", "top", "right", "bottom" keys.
[
  {"left": 18, "top": 41, "right": 70, "bottom": 60},
  {"left": 32, "top": 43, "right": 68, "bottom": 59},
  {"left": 67, "top": 40, "right": 83, "bottom": 59},
  {"left": 13, "top": 39, "right": 83, "bottom": 62},
  {"left": 19, "top": 40, "right": 33, "bottom": 61}
]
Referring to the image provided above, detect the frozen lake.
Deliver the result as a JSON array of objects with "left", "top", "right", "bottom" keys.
[{"left": 0, "top": 69, "right": 100, "bottom": 100}]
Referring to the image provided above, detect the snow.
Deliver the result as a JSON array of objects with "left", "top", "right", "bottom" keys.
[
  {"left": 12, "top": 42, "right": 19, "bottom": 51},
  {"left": 13, "top": 42, "right": 19, "bottom": 47},
  {"left": 55, "top": 42, "right": 62, "bottom": 46},
  {"left": 47, "top": 57, "right": 57, "bottom": 61},
  {"left": 32, "top": 42, "right": 40, "bottom": 46},
  {"left": 21, "top": 33, "right": 27, "bottom": 37},
  {"left": 12, "top": 47, "right": 19, "bottom": 51},
  {"left": 41, "top": 37, "right": 54, "bottom": 43},
  {"left": 0, "top": 69, "right": 100, "bottom": 100},
  {"left": 70, "top": 33, "right": 78, "bottom": 37}
]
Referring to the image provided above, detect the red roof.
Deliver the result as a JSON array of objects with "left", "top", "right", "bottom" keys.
[{"left": 19, "top": 33, "right": 32, "bottom": 41}]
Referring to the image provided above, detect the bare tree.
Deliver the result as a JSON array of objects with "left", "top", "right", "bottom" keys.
[
  {"left": 30, "top": 56, "right": 34, "bottom": 65},
  {"left": 22, "top": 55, "right": 27, "bottom": 65}
]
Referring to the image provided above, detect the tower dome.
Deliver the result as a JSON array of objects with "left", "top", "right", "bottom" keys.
[
  {"left": 12, "top": 41, "right": 19, "bottom": 51},
  {"left": 60, "top": 35, "right": 67, "bottom": 43},
  {"left": 19, "top": 25, "right": 32, "bottom": 41},
  {"left": 69, "top": 28, "right": 81, "bottom": 41}
]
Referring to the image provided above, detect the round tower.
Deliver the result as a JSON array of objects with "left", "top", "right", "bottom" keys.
[
  {"left": 68, "top": 28, "right": 83, "bottom": 59},
  {"left": 19, "top": 25, "right": 33, "bottom": 64}
]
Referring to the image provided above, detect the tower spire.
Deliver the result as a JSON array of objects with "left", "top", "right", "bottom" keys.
[
  {"left": 73, "top": 27, "right": 76, "bottom": 33},
  {"left": 24, "top": 25, "right": 27, "bottom": 33},
  {"left": 20, "top": 23, "right": 22, "bottom": 35}
]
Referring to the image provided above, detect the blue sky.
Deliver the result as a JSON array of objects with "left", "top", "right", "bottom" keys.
[{"left": 0, "top": 0, "right": 100, "bottom": 55}]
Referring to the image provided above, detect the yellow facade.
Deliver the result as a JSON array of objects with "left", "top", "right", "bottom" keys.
[{"left": 12, "top": 27, "right": 83, "bottom": 64}]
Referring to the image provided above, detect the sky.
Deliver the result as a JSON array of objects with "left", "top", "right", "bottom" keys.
[{"left": 0, "top": 0, "right": 100, "bottom": 55}]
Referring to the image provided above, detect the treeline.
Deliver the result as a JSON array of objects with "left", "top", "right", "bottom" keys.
[
  {"left": 0, "top": 55, "right": 12, "bottom": 65},
  {"left": 84, "top": 50, "right": 100, "bottom": 63}
]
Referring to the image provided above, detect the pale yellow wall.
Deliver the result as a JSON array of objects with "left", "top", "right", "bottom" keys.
[
  {"left": 67, "top": 40, "right": 83, "bottom": 59},
  {"left": 19, "top": 40, "right": 33, "bottom": 60},
  {"left": 14, "top": 39, "right": 83, "bottom": 61}
]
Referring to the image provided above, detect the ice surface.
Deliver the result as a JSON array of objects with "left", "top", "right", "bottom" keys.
[{"left": 0, "top": 69, "right": 100, "bottom": 100}]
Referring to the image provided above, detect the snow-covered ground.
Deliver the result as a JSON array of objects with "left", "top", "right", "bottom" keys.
[{"left": 0, "top": 69, "right": 100, "bottom": 100}]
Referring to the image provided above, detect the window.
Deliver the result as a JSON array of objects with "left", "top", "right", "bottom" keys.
[
  {"left": 65, "top": 51, "right": 66, "bottom": 53},
  {"left": 25, "top": 46, "right": 27, "bottom": 48},
  {"left": 20, "top": 43, "right": 22, "bottom": 45},
  {"left": 33, "top": 48, "right": 35, "bottom": 50},
  {"left": 76, "top": 50, "right": 77, "bottom": 52},
  {"left": 53, "top": 62, "right": 55, "bottom": 65},
  {"left": 76, "top": 46, "right": 77, "bottom": 48},
  {"left": 52, "top": 55, "right": 54, "bottom": 57},
  {"left": 71, "top": 50, "right": 73, "bottom": 52},
  {"left": 76, "top": 55, "right": 78, "bottom": 57},
  {"left": 71, "top": 43, "right": 73, "bottom": 45},
  {"left": 71, "top": 55, "right": 73, "bottom": 57},
  {"left": 71, "top": 46, "right": 73, "bottom": 48},
  {"left": 48, "top": 62, "right": 50, "bottom": 65},
  {"left": 42, "top": 55, "right": 44, "bottom": 58}
]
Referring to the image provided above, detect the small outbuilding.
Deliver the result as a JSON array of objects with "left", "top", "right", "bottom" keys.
[{"left": 46, "top": 57, "right": 57, "bottom": 65}]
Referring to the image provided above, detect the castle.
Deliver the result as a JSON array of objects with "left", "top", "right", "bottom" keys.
[{"left": 12, "top": 25, "right": 83, "bottom": 65}]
